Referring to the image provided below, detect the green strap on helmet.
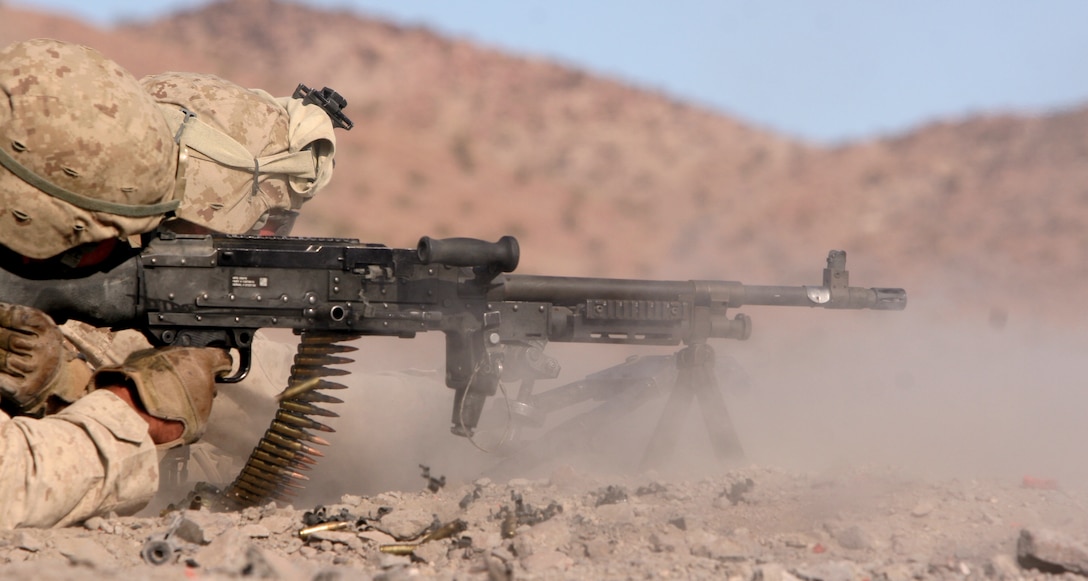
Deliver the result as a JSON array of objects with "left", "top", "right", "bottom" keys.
[{"left": 0, "top": 146, "right": 180, "bottom": 218}]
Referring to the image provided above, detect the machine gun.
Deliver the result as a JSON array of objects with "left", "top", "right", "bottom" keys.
[{"left": 0, "top": 232, "right": 905, "bottom": 505}]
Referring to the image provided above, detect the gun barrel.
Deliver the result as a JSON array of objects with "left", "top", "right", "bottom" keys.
[
  {"left": 496, "top": 275, "right": 706, "bottom": 304},
  {"left": 735, "top": 285, "right": 907, "bottom": 310},
  {"left": 496, "top": 275, "right": 906, "bottom": 311}
]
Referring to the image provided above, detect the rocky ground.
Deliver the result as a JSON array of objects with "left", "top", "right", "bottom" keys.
[
  {"left": 1, "top": 463, "right": 1086, "bottom": 580},
  {"left": 3, "top": 313, "right": 1087, "bottom": 580}
]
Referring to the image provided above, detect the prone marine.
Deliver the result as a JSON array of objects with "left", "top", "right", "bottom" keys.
[{"left": 0, "top": 38, "right": 341, "bottom": 528}]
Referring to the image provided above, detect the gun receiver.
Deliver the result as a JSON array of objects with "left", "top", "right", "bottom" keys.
[{"left": 0, "top": 233, "right": 905, "bottom": 438}]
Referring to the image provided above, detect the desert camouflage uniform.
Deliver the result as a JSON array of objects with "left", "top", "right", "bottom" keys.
[
  {"left": 60, "top": 320, "right": 293, "bottom": 488},
  {"left": 0, "top": 38, "right": 337, "bottom": 527},
  {"left": 0, "top": 389, "right": 158, "bottom": 529}
]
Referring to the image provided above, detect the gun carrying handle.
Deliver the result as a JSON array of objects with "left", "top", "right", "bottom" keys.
[{"left": 417, "top": 236, "right": 519, "bottom": 273}]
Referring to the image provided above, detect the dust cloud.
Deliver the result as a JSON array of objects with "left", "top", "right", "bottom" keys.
[
  {"left": 735, "top": 300, "right": 1086, "bottom": 485},
  {"left": 292, "top": 290, "right": 1086, "bottom": 505}
]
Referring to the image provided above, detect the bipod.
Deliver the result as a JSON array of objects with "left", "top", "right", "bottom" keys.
[{"left": 640, "top": 342, "right": 744, "bottom": 470}]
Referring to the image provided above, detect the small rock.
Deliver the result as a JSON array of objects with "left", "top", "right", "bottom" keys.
[
  {"left": 520, "top": 549, "right": 573, "bottom": 573},
  {"left": 379, "top": 552, "right": 411, "bottom": 568},
  {"left": 516, "top": 518, "right": 571, "bottom": 553},
  {"left": 828, "top": 523, "right": 878, "bottom": 550},
  {"left": 412, "top": 540, "right": 448, "bottom": 565},
  {"left": 874, "top": 562, "right": 921, "bottom": 581},
  {"left": 688, "top": 531, "right": 747, "bottom": 561},
  {"left": 82, "top": 516, "right": 106, "bottom": 531},
  {"left": 511, "top": 532, "right": 534, "bottom": 558},
  {"left": 13, "top": 531, "right": 42, "bottom": 552},
  {"left": 583, "top": 538, "right": 613, "bottom": 559},
  {"left": 241, "top": 544, "right": 303, "bottom": 579},
  {"left": 176, "top": 510, "right": 235, "bottom": 545},
  {"left": 712, "top": 495, "right": 735, "bottom": 510},
  {"left": 756, "top": 563, "right": 803, "bottom": 581},
  {"left": 340, "top": 494, "right": 364, "bottom": 505},
  {"left": 910, "top": 499, "right": 935, "bottom": 517},
  {"left": 56, "top": 537, "right": 113, "bottom": 569},
  {"left": 380, "top": 508, "right": 435, "bottom": 540},
  {"left": 193, "top": 529, "right": 252, "bottom": 574},
  {"left": 239, "top": 523, "right": 271, "bottom": 538},
  {"left": 722, "top": 477, "right": 755, "bottom": 505},
  {"left": 649, "top": 530, "right": 686, "bottom": 553},
  {"left": 310, "top": 530, "right": 364, "bottom": 551},
  {"left": 595, "top": 502, "right": 635, "bottom": 525},
  {"left": 779, "top": 533, "right": 817, "bottom": 549},
  {"left": 987, "top": 554, "right": 1022, "bottom": 579},
  {"left": 5, "top": 549, "right": 29, "bottom": 563},
  {"left": 792, "top": 560, "right": 864, "bottom": 581},
  {"left": 373, "top": 491, "right": 402, "bottom": 504},
  {"left": 298, "top": 545, "right": 318, "bottom": 558},
  {"left": 470, "top": 530, "right": 504, "bottom": 551},
  {"left": 240, "top": 505, "right": 262, "bottom": 521},
  {"left": 260, "top": 504, "right": 295, "bottom": 520},
  {"left": 1018, "top": 527, "right": 1088, "bottom": 575},
  {"left": 592, "top": 484, "right": 628, "bottom": 506},
  {"left": 257, "top": 514, "right": 295, "bottom": 535}
]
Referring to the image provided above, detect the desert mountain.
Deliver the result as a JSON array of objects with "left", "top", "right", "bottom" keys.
[{"left": 2, "top": 0, "right": 1085, "bottom": 325}]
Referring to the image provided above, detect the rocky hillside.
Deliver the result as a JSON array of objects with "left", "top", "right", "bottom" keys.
[{"left": 5, "top": 0, "right": 1086, "bottom": 326}]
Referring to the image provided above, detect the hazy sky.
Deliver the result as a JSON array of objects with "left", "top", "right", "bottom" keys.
[{"left": 12, "top": 0, "right": 1088, "bottom": 143}]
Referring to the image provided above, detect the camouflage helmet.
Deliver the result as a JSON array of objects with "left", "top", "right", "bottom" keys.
[
  {"left": 0, "top": 39, "right": 179, "bottom": 259},
  {"left": 141, "top": 72, "right": 336, "bottom": 234}
]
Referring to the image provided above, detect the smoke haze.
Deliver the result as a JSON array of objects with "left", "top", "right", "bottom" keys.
[{"left": 289, "top": 285, "right": 1083, "bottom": 508}]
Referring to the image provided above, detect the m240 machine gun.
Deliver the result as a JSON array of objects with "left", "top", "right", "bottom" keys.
[{"left": 0, "top": 232, "right": 905, "bottom": 505}]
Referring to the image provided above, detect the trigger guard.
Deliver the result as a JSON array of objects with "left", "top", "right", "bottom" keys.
[{"left": 218, "top": 348, "right": 251, "bottom": 384}]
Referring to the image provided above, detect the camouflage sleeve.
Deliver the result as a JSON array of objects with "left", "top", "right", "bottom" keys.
[{"left": 0, "top": 389, "right": 158, "bottom": 529}]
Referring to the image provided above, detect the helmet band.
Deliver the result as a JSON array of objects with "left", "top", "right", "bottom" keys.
[{"left": 0, "top": 146, "right": 180, "bottom": 218}]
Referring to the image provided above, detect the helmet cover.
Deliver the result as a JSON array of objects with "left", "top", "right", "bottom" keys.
[{"left": 0, "top": 39, "right": 179, "bottom": 259}]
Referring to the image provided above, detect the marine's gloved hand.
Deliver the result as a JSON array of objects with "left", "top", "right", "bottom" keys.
[
  {"left": 94, "top": 347, "right": 232, "bottom": 448},
  {"left": 0, "top": 302, "right": 93, "bottom": 416}
]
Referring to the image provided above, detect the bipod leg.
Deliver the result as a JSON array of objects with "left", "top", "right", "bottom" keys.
[
  {"left": 688, "top": 344, "right": 745, "bottom": 463},
  {"left": 640, "top": 350, "right": 698, "bottom": 470},
  {"left": 640, "top": 344, "right": 744, "bottom": 470}
]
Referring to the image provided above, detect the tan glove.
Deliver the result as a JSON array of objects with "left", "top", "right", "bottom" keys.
[
  {"left": 94, "top": 347, "right": 232, "bottom": 448},
  {"left": 0, "top": 302, "right": 93, "bottom": 416}
]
